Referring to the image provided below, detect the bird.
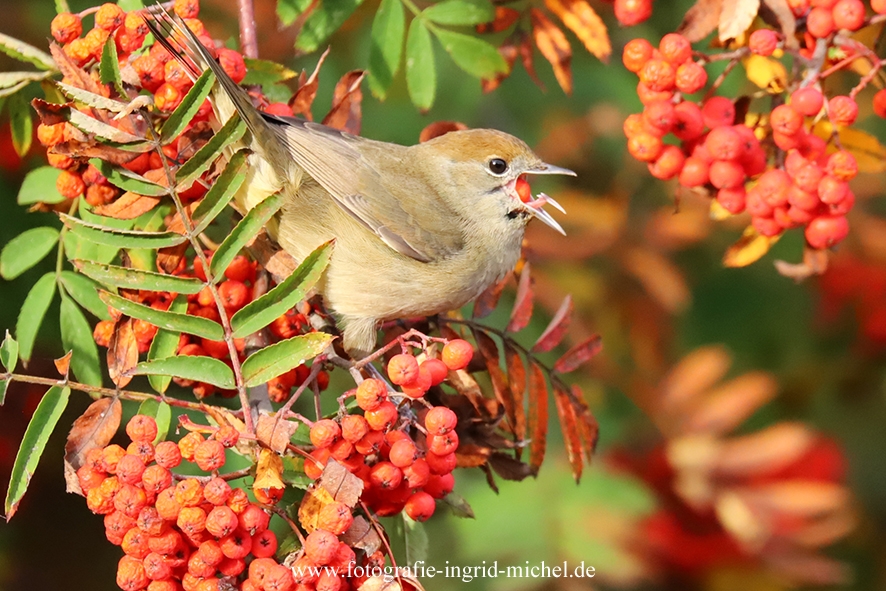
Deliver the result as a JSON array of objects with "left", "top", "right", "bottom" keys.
[{"left": 144, "top": 9, "right": 575, "bottom": 358}]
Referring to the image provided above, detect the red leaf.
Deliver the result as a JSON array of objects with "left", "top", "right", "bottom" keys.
[
  {"left": 481, "top": 41, "right": 518, "bottom": 94},
  {"left": 527, "top": 362, "right": 548, "bottom": 474},
  {"left": 518, "top": 32, "right": 544, "bottom": 90},
  {"left": 473, "top": 273, "right": 510, "bottom": 319},
  {"left": 322, "top": 70, "right": 365, "bottom": 135},
  {"left": 64, "top": 397, "right": 122, "bottom": 494},
  {"left": 553, "top": 383, "right": 582, "bottom": 481},
  {"left": 471, "top": 329, "right": 513, "bottom": 435},
  {"left": 419, "top": 121, "right": 468, "bottom": 143},
  {"left": 108, "top": 317, "right": 138, "bottom": 389},
  {"left": 553, "top": 334, "right": 602, "bottom": 374},
  {"left": 532, "top": 294, "right": 573, "bottom": 353},
  {"left": 503, "top": 342, "right": 527, "bottom": 448},
  {"left": 506, "top": 261, "right": 533, "bottom": 333},
  {"left": 54, "top": 351, "right": 72, "bottom": 377},
  {"left": 530, "top": 8, "right": 573, "bottom": 94},
  {"left": 289, "top": 47, "right": 330, "bottom": 120},
  {"left": 571, "top": 384, "right": 598, "bottom": 461}
]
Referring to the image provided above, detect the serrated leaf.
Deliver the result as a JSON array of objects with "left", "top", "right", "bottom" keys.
[
  {"left": 1, "top": 331, "right": 19, "bottom": 373},
  {"left": 17, "top": 167, "right": 65, "bottom": 206},
  {"left": 0, "top": 226, "right": 59, "bottom": 280},
  {"left": 242, "top": 58, "right": 298, "bottom": 86},
  {"left": 16, "top": 272, "right": 56, "bottom": 363},
  {"left": 527, "top": 362, "right": 548, "bottom": 473},
  {"left": 433, "top": 28, "right": 507, "bottom": 79},
  {"left": 137, "top": 399, "right": 171, "bottom": 444},
  {"left": 69, "top": 109, "right": 143, "bottom": 144},
  {"left": 441, "top": 492, "right": 474, "bottom": 518},
  {"left": 241, "top": 332, "right": 334, "bottom": 387},
  {"left": 118, "top": 0, "right": 144, "bottom": 11},
  {"left": 90, "top": 159, "right": 168, "bottom": 197},
  {"left": 504, "top": 342, "right": 527, "bottom": 445},
  {"left": 532, "top": 295, "right": 573, "bottom": 353},
  {"left": 79, "top": 200, "right": 138, "bottom": 231},
  {"left": 56, "top": 82, "right": 127, "bottom": 112},
  {"left": 723, "top": 226, "right": 778, "bottom": 267},
  {"left": 147, "top": 295, "right": 187, "bottom": 394},
  {"left": 60, "top": 294, "right": 103, "bottom": 387},
  {"left": 506, "top": 262, "right": 533, "bottom": 333},
  {"left": 544, "top": 0, "right": 610, "bottom": 61},
  {"left": 100, "top": 35, "right": 126, "bottom": 97},
  {"left": 74, "top": 260, "right": 204, "bottom": 294},
  {"left": 191, "top": 149, "right": 249, "bottom": 234},
  {"left": 99, "top": 290, "right": 224, "bottom": 341},
  {"left": 131, "top": 356, "right": 235, "bottom": 389},
  {"left": 5, "top": 386, "right": 70, "bottom": 520},
  {"left": 368, "top": 0, "right": 405, "bottom": 99},
  {"left": 403, "top": 514, "right": 429, "bottom": 566},
  {"left": 209, "top": 192, "right": 283, "bottom": 280},
  {"left": 62, "top": 214, "right": 187, "bottom": 249},
  {"left": 160, "top": 69, "right": 213, "bottom": 143},
  {"left": 405, "top": 19, "right": 436, "bottom": 111},
  {"left": 0, "top": 71, "right": 51, "bottom": 90},
  {"left": 231, "top": 241, "right": 333, "bottom": 338},
  {"left": 553, "top": 383, "right": 582, "bottom": 481},
  {"left": 58, "top": 271, "right": 112, "bottom": 321},
  {"left": 0, "top": 32, "right": 56, "bottom": 71},
  {"left": 8, "top": 92, "right": 32, "bottom": 157},
  {"left": 553, "top": 334, "right": 602, "bottom": 374},
  {"left": 423, "top": 0, "right": 494, "bottom": 25},
  {"left": 177, "top": 118, "right": 247, "bottom": 189},
  {"left": 295, "top": 0, "right": 364, "bottom": 54},
  {"left": 62, "top": 230, "right": 119, "bottom": 265}
]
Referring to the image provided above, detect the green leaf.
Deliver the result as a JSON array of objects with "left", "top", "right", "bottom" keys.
[
  {"left": 4, "top": 386, "right": 70, "bottom": 519},
  {"left": 432, "top": 29, "right": 508, "bottom": 78},
  {"left": 403, "top": 514, "right": 429, "bottom": 567},
  {"left": 176, "top": 117, "right": 246, "bottom": 189},
  {"left": 100, "top": 35, "right": 126, "bottom": 97},
  {"left": 99, "top": 290, "right": 224, "bottom": 341},
  {"left": 0, "top": 33, "right": 57, "bottom": 71},
  {"left": 1, "top": 330, "right": 19, "bottom": 373},
  {"left": 160, "top": 69, "right": 213, "bottom": 144},
  {"left": 137, "top": 399, "right": 171, "bottom": 444},
  {"left": 277, "top": 0, "right": 313, "bottom": 27},
  {"left": 441, "top": 491, "right": 475, "bottom": 518},
  {"left": 132, "top": 356, "right": 235, "bottom": 389},
  {"left": 16, "top": 273, "right": 56, "bottom": 363},
  {"left": 17, "top": 166, "right": 65, "bottom": 205},
  {"left": 68, "top": 109, "right": 143, "bottom": 144},
  {"left": 62, "top": 214, "right": 187, "bottom": 250},
  {"left": 147, "top": 295, "right": 186, "bottom": 394},
  {"left": 0, "top": 71, "right": 51, "bottom": 90},
  {"left": 55, "top": 0, "right": 71, "bottom": 16},
  {"left": 191, "top": 149, "right": 249, "bottom": 234},
  {"left": 117, "top": 0, "right": 144, "bottom": 11},
  {"left": 422, "top": 0, "right": 494, "bottom": 25},
  {"left": 209, "top": 192, "right": 283, "bottom": 280},
  {"left": 368, "top": 0, "right": 405, "bottom": 99},
  {"left": 73, "top": 260, "right": 204, "bottom": 294},
  {"left": 57, "top": 82, "right": 128, "bottom": 112},
  {"left": 8, "top": 92, "right": 32, "bottom": 157},
  {"left": 90, "top": 159, "right": 168, "bottom": 197},
  {"left": 405, "top": 19, "right": 436, "bottom": 111},
  {"left": 60, "top": 294, "right": 103, "bottom": 386},
  {"left": 231, "top": 241, "right": 333, "bottom": 338},
  {"left": 58, "top": 271, "right": 112, "bottom": 321},
  {"left": 62, "top": 230, "right": 119, "bottom": 266},
  {"left": 0, "top": 80, "right": 30, "bottom": 99},
  {"left": 240, "top": 332, "right": 334, "bottom": 387},
  {"left": 242, "top": 59, "right": 298, "bottom": 86},
  {"left": 79, "top": 200, "right": 138, "bottom": 230},
  {"left": 295, "top": 0, "right": 364, "bottom": 54},
  {"left": 0, "top": 226, "right": 60, "bottom": 280},
  {"left": 0, "top": 380, "right": 9, "bottom": 406}
]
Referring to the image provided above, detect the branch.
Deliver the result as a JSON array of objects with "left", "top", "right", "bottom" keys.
[{"left": 237, "top": 0, "right": 259, "bottom": 59}]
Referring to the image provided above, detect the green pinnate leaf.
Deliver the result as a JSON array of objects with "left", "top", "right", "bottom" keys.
[
  {"left": 73, "top": 260, "right": 204, "bottom": 294},
  {"left": 0, "top": 331, "right": 19, "bottom": 373},
  {"left": 58, "top": 271, "right": 112, "bottom": 321},
  {"left": 209, "top": 192, "right": 283, "bottom": 281},
  {"left": 16, "top": 273, "right": 56, "bottom": 363},
  {"left": 432, "top": 29, "right": 508, "bottom": 78},
  {"left": 368, "top": 0, "right": 405, "bottom": 99},
  {"left": 423, "top": 0, "right": 495, "bottom": 25},
  {"left": 295, "top": 0, "right": 364, "bottom": 54},
  {"left": 132, "top": 356, "right": 235, "bottom": 390},
  {"left": 59, "top": 294, "right": 103, "bottom": 386},
  {"left": 240, "top": 332, "right": 334, "bottom": 387},
  {"left": 147, "top": 295, "right": 187, "bottom": 395},
  {"left": 160, "top": 69, "right": 214, "bottom": 143},
  {"left": 8, "top": 92, "right": 32, "bottom": 158},
  {"left": 0, "top": 227, "right": 60, "bottom": 280},
  {"left": 99, "top": 291, "right": 224, "bottom": 341},
  {"left": 405, "top": 19, "right": 436, "bottom": 112},
  {"left": 17, "top": 167, "right": 65, "bottom": 205},
  {"left": 0, "top": 32, "right": 56, "bottom": 71}
]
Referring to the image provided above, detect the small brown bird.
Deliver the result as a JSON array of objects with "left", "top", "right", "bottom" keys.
[{"left": 146, "top": 11, "right": 574, "bottom": 357}]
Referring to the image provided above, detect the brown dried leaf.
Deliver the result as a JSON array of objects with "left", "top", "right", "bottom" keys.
[
  {"left": 255, "top": 413, "right": 298, "bottom": 453},
  {"left": 686, "top": 372, "right": 778, "bottom": 435},
  {"left": 419, "top": 121, "right": 468, "bottom": 143},
  {"left": 661, "top": 345, "right": 732, "bottom": 413},
  {"left": 503, "top": 342, "right": 527, "bottom": 446},
  {"left": 447, "top": 368, "right": 488, "bottom": 411},
  {"left": 573, "top": 385, "right": 598, "bottom": 460},
  {"left": 679, "top": 0, "right": 724, "bottom": 43},
  {"left": 553, "top": 334, "right": 602, "bottom": 374},
  {"left": 477, "top": 6, "right": 520, "bottom": 33},
  {"left": 298, "top": 482, "right": 335, "bottom": 533},
  {"left": 471, "top": 329, "right": 512, "bottom": 433},
  {"left": 318, "top": 458, "right": 364, "bottom": 507},
  {"left": 488, "top": 451, "right": 534, "bottom": 481},
  {"left": 723, "top": 226, "right": 779, "bottom": 268},
  {"left": 621, "top": 247, "right": 690, "bottom": 313},
  {"left": 530, "top": 8, "right": 573, "bottom": 94},
  {"left": 51, "top": 139, "right": 150, "bottom": 165},
  {"left": 94, "top": 192, "right": 161, "bottom": 220},
  {"left": 156, "top": 242, "right": 189, "bottom": 275},
  {"left": 553, "top": 383, "right": 583, "bottom": 481},
  {"left": 64, "top": 397, "right": 122, "bottom": 493},
  {"left": 108, "top": 317, "right": 138, "bottom": 389},
  {"left": 545, "top": 0, "right": 611, "bottom": 61},
  {"left": 456, "top": 442, "right": 492, "bottom": 468},
  {"left": 527, "top": 362, "right": 548, "bottom": 473},
  {"left": 506, "top": 261, "right": 533, "bottom": 333},
  {"left": 481, "top": 42, "right": 518, "bottom": 93},
  {"left": 31, "top": 98, "right": 73, "bottom": 126},
  {"left": 254, "top": 447, "right": 285, "bottom": 490},
  {"left": 532, "top": 295, "right": 573, "bottom": 353},
  {"left": 54, "top": 351, "right": 73, "bottom": 377},
  {"left": 50, "top": 43, "right": 106, "bottom": 96},
  {"left": 322, "top": 70, "right": 364, "bottom": 135},
  {"left": 760, "top": 0, "right": 797, "bottom": 48},
  {"left": 719, "top": 0, "right": 760, "bottom": 41},
  {"left": 289, "top": 47, "right": 330, "bottom": 119},
  {"left": 473, "top": 273, "right": 509, "bottom": 319},
  {"left": 341, "top": 515, "right": 383, "bottom": 554},
  {"left": 518, "top": 33, "right": 544, "bottom": 90},
  {"left": 716, "top": 422, "right": 815, "bottom": 477}
]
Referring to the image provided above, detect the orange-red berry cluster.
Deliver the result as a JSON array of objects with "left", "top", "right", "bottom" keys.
[
  {"left": 623, "top": 31, "right": 864, "bottom": 250},
  {"left": 796, "top": 0, "right": 873, "bottom": 38},
  {"left": 306, "top": 339, "right": 473, "bottom": 521}
]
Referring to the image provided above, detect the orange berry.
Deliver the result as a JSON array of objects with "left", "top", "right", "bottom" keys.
[
  {"left": 174, "top": 0, "right": 201, "bottom": 18},
  {"left": 403, "top": 458, "right": 431, "bottom": 488},
  {"left": 627, "top": 132, "right": 663, "bottom": 162},
  {"left": 102, "top": 444, "right": 127, "bottom": 473},
  {"left": 790, "top": 86, "right": 824, "bottom": 116},
  {"left": 805, "top": 215, "right": 849, "bottom": 249},
  {"left": 648, "top": 145, "right": 685, "bottom": 180},
  {"left": 832, "top": 0, "right": 865, "bottom": 30},
  {"left": 622, "top": 38, "right": 653, "bottom": 72},
  {"left": 155, "top": 487, "right": 182, "bottom": 521},
  {"left": 175, "top": 477, "right": 205, "bottom": 507},
  {"left": 104, "top": 510, "right": 136, "bottom": 545},
  {"left": 317, "top": 502, "right": 353, "bottom": 535},
  {"left": 426, "top": 451, "right": 457, "bottom": 475},
  {"left": 164, "top": 59, "right": 193, "bottom": 91},
  {"left": 806, "top": 6, "right": 835, "bottom": 37},
  {"left": 154, "top": 82, "right": 183, "bottom": 112},
  {"left": 749, "top": 29, "right": 779, "bottom": 55},
  {"left": 219, "top": 529, "right": 253, "bottom": 559},
  {"left": 51, "top": 12, "right": 82, "bottom": 43},
  {"left": 95, "top": 3, "right": 125, "bottom": 30},
  {"left": 205, "top": 505, "right": 239, "bottom": 538},
  {"left": 702, "top": 96, "right": 736, "bottom": 128},
  {"left": 827, "top": 95, "right": 858, "bottom": 125},
  {"left": 114, "top": 482, "right": 148, "bottom": 517},
  {"left": 356, "top": 378, "right": 387, "bottom": 411},
  {"left": 387, "top": 353, "right": 419, "bottom": 385},
  {"left": 672, "top": 101, "right": 705, "bottom": 141},
  {"left": 639, "top": 58, "right": 676, "bottom": 92},
  {"left": 310, "top": 419, "right": 341, "bottom": 448},
  {"left": 127, "top": 414, "right": 159, "bottom": 443},
  {"left": 115, "top": 453, "right": 147, "bottom": 485},
  {"left": 133, "top": 54, "right": 165, "bottom": 91},
  {"left": 177, "top": 505, "right": 207, "bottom": 537},
  {"left": 304, "top": 529, "right": 340, "bottom": 565},
  {"left": 420, "top": 358, "right": 449, "bottom": 386},
  {"left": 717, "top": 187, "right": 747, "bottom": 214},
  {"left": 675, "top": 61, "right": 707, "bottom": 94},
  {"left": 226, "top": 487, "right": 250, "bottom": 514},
  {"left": 874, "top": 0, "right": 886, "bottom": 13},
  {"left": 56, "top": 169, "right": 85, "bottom": 198},
  {"left": 614, "top": 0, "right": 653, "bottom": 26},
  {"left": 636, "top": 81, "right": 674, "bottom": 105},
  {"left": 117, "top": 555, "right": 149, "bottom": 591},
  {"left": 194, "top": 438, "right": 226, "bottom": 471},
  {"left": 659, "top": 33, "right": 692, "bottom": 64},
  {"left": 678, "top": 156, "right": 709, "bottom": 187},
  {"left": 365, "top": 400, "right": 398, "bottom": 431},
  {"left": 93, "top": 319, "right": 114, "bottom": 347},
  {"left": 154, "top": 440, "right": 182, "bottom": 469},
  {"left": 404, "top": 491, "right": 436, "bottom": 522},
  {"left": 705, "top": 126, "right": 744, "bottom": 161},
  {"left": 643, "top": 100, "right": 676, "bottom": 135},
  {"left": 178, "top": 431, "right": 204, "bottom": 462},
  {"left": 250, "top": 529, "right": 278, "bottom": 558},
  {"left": 424, "top": 406, "right": 457, "bottom": 435},
  {"left": 424, "top": 473, "right": 455, "bottom": 498},
  {"left": 427, "top": 432, "right": 459, "bottom": 456},
  {"left": 770, "top": 104, "right": 804, "bottom": 135},
  {"left": 217, "top": 279, "right": 249, "bottom": 312},
  {"left": 441, "top": 339, "right": 473, "bottom": 370},
  {"left": 826, "top": 150, "right": 858, "bottom": 181},
  {"left": 217, "top": 48, "right": 247, "bottom": 83},
  {"left": 143, "top": 551, "right": 173, "bottom": 581},
  {"left": 37, "top": 123, "right": 66, "bottom": 147}
]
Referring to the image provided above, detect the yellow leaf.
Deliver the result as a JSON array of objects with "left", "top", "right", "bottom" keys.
[
  {"left": 723, "top": 226, "right": 779, "bottom": 267},
  {"left": 743, "top": 54, "right": 787, "bottom": 92},
  {"left": 531, "top": 8, "right": 573, "bottom": 94},
  {"left": 813, "top": 121, "right": 886, "bottom": 173},
  {"left": 710, "top": 198, "right": 733, "bottom": 220},
  {"left": 545, "top": 0, "right": 611, "bottom": 62},
  {"left": 254, "top": 447, "right": 285, "bottom": 490}
]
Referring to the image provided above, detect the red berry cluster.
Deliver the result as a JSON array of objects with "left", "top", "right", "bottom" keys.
[
  {"left": 623, "top": 31, "right": 862, "bottom": 250},
  {"left": 306, "top": 339, "right": 474, "bottom": 521},
  {"left": 799, "top": 0, "right": 872, "bottom": 38}
]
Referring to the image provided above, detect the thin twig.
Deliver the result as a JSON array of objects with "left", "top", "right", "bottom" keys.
[{"left": 237, "top": 0, "right": 259, "bottom": 59}]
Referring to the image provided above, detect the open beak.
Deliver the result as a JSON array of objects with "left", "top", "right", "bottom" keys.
[
  {"left": 516, "top": 161, "right": 573, "bottom": 235},
  {"left": 526, "top": 162, "right": 577, "bottom": 177}
]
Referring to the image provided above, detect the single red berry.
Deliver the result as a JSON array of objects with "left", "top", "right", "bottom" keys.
[
  {"left": 826, "top": 150, "right": 858, "bottom": 180},
  {"left": 389, "top": 438, "right": 419, "bottom": 468},
  {"left": 639, "top": 59, "right": 676, "bottom": 92},
  {"left": 387, "top": 353, "right": 419, "bottom": 385},
  {"left": 95, "top": 3, "right": 125, "bottom": 31},
  {"left": 702, "top": 96, "right": 736, "bottom": 128},
  {"left": 370, "top": 461, "right": 403, "bottom": 489},
  {"left": 648, "top": 145, "right": 685, "bottom": 180},
  {"left": 365, "top": 400, "right": 399, "bottom": 431},
  {"left": 708, "top": 160, "right": 746, "bottom": 189},
  {"left": 311, "top": 419, "right": 342, "bottom": 448},
  {"left": 675, "top": 62, "right": 707, "bottom": 94},
  {"left": 627, "top": 132, "right": 664, "bottom": 162},
  {"left": 423, "top": 473, "right": 455, "bottom": 499},
  {"left": 873, "top": 0, "right": 886, "bottom": 13},
  {"left": 317, "top": 502, "right": 354, "bottom": 535},
  {"left": 117, "top": 555, "right": 149, "bottom": 591},
  {"left": 250, "top": 529, "right": 278, "bottom": 558},
  {"left": 705, "top": 126, "right": 744, "bottom": 161},
  {"left": 659, "top": 33, "right": 692, "bottom": 64},
  {"left": 126, "top": 414, "right": 158, "bottom": 443},
  {"left": 420, "top": 358, "right": 449, "bottom": 386},
  {"left": 304, "top": 529, "right": 339, "bottom": 565},
  {"left": 805, "top": 215, "right": 849, "bottom": 248},
  {"left": 403, "top": 458, "right": 431, "bottom": 488},
  {"left": 425, "top": 406, "right": 458, "bottom": 435},
  {"left": 614, "top": 0, "right": 653, "bottom": 26},
  {"left": 678, "top": 157, "right": 709, "bottom": 187},
  {"left": 832, "top": 0, "right": 866, "bottom": 30},
  {"left": 752, "top": 215, "right": 783, "bottom": 237},
  {"left": 770, "top": 104, "right": 804, "bottom": 135},
  {"left": 51, "top": 12, "right": 82, "bottom": 44},
  {"left": 717, "top": 187, "right": 747, "bottom": 214},
  {"left": 791, "top": 87, "right": 824, "bottom": 116},
  {"left": 749, "top": 29, "right": 779, "bottom": 55},
  {"left": 806, "top": 6, "right": 835, "bottom": 37},
  {"left": 622, "top": 38, "right": 653, "bottom": 72},
  {"left": 217, "top": 279, "right": 250, "bottom": 312},
  {"left": 441, "top": 339, "right": 473, "bottom": 370},
  {"left": 672, "top": 101, "right": 705, "bottom": 141},
  {"left": 404, "top": 491, "right": 436, "bottom": 522},
  {"left": 637, "top": 81, "right": 674, "bottom": 105},
  {"left": 818, "top": 174, "right": 850, "bottom": 204},
  {"left": 217, "top": 48, "right": 247, "bottom": 83}
]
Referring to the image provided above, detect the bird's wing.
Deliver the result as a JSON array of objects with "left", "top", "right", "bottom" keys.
[{"left": 265, "top": 116, "right": 464, "bottom": 263}]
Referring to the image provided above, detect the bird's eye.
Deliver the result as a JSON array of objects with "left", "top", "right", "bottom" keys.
[{"left": 488, "top": 158, "right": 508, "bottom": 175}]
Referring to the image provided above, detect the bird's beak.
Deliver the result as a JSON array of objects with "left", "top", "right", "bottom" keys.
[
  {"left": 522, "top": 192, "right": 567, "bottom": 236},
  {"left": 526, "top": 162, "right": 577, "bottom": 177}
]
